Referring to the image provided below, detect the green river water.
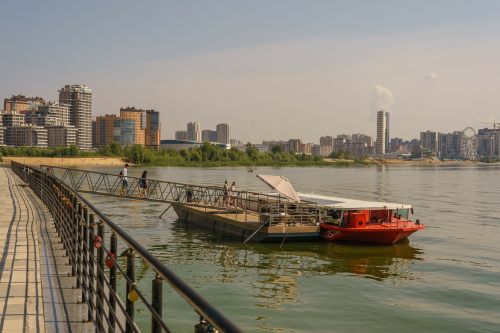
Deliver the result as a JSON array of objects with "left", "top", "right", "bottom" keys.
[{"left": 76, "top": 164, "right": 499, "bottom": 333}]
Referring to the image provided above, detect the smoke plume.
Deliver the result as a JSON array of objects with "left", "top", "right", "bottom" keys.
[{"left": 369, "top": 85, "right": 394, "bottom": 119}]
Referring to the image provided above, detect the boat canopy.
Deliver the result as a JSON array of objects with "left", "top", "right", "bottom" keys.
[{"left": 270, "top": 192, "right": 412, "bottom": 210}]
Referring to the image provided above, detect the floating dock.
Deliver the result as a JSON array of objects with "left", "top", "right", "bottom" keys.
[{"left": 173, "top": 205, "right": 320, "bottom": 242}]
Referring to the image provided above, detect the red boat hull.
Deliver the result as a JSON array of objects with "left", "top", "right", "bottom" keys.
[{"left": 320, "top": 223, "right": 425, "bottom": 244}]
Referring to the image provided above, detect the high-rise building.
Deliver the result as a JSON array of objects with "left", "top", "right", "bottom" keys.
[
  {"left": 95, "top": 114, "right": 121, "bottom": 147},
  {"left": 120, "top": 107, "right": 146, "bottom": 145},
  {"left": 420, "top": 131, "right": 439, "bottom": 154},
  {"left": 4, "top": 95, "right": 45, "bottom": 114},
  {"left": 376, "top": 110, "right": 390, "bottom": 154},
  {"left": 47, "top": 126, "right": 77, "bottom": 148},
  {"left": 187, "top": 122, "right": 201, "bottom": 141},
  {"left": 216, "top": 123, "right": 230, "bottom": 144},
  {"left": 0, "top": 117, "right": 4, "bottom": 146},
  {"left": 59, "top": 85, "right": 93, "bottom": 150},
  {"left": 175, "top": 130, "right": 188, "bottom": 141},
  {"left": 37, "top": 101, "right": 70, "bottom": 125},
  {"left": 145, "top": 110, "right": 160, "bottom": 149},
  {"left": 210, "top": 131, "right": 218, "bottom": 143},
  {"left": 288, "top": 139, "right": 302, "bottom": 153},
  {"left": 202, "top": 129, "right": 213, "bottom": 142},
  {"left": 320, "top": 136, "right": 334, "bottom": 146},
  {"left": 92, "top": 120, "right": 97, "bottom": 148}
]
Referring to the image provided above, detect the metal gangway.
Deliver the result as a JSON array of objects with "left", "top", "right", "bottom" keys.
[
  {"left": 12, "top": 161, "right": 243, "bottom": 333},
  {"left": 41, "top": 165, "right": 320, "bottom": 227}
]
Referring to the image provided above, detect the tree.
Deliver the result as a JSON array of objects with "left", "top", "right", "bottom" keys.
[
  {"left": 271, "top": 144, "right": 283, "bottom": 154},
  {"left": 245, "top": 142, "right": 259, "bottom": 160},
  {"left": 337, "top": 149, "right": 345, "bottom": 160},
  {"left": 345, "top": 150, "right": 352, "bottom": 160},
  {"left": 110, "top": 142, "right": 123, "bottom": 156},
  {"left": 69, "top": 144, "right": 79, "bottom": 156}
]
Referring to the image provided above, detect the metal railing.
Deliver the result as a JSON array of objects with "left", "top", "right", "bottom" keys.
[
  {"left": 42, "top": 165, "right": 319, "bottom": 226},
  {"left": 12, "top": 161, "right": 243, "bottom": 333}
]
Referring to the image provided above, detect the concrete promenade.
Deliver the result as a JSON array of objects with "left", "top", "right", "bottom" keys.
[{"left": 0, "top": 166, "right": 93, "bottom": 332}]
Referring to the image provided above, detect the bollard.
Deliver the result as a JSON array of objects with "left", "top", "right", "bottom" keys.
[
  {"left": 151, "top": 274, "right": 163, "bottom": 333},
  {"left": 109, "top": 232, "right": 117, "bottom": 329},
  {"left": 126, "top": 250, "right": 135, "bottom": 333}
]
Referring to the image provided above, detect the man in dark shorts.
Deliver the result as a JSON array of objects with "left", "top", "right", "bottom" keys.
[
  {"left": 223, "top": 180, "right": 229, "bottom": 209},
  {"left": 120, "top": 164, "right": 129, "bottom": 195}
]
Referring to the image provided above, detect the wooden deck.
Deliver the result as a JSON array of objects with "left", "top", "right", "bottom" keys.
[{"left": 173, "top": 204, "right": 320, "bottom": 242}]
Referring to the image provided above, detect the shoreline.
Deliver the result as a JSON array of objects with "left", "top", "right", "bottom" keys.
[
  {"left": 2, "top": 156, "right": 129, "bottom": 167},
  {"left": 1, "top": 156, "right": 496, "bottom": 168}
]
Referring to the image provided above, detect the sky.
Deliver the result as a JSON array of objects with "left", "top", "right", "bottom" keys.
[{"left": 1, "top": 1, "right": 500, "bottom": 143}]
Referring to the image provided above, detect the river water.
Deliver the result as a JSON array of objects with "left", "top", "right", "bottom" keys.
[{"left": 79, "top": 164, "right": 500, "bottom": 333}]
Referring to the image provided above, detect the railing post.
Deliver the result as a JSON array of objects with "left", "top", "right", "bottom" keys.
[
  {"left": 126, "top": 250, "right": 135, "bottom": 333},
  {"left": 109, "top": 232, "right": 117, "bottom": 330},
  {"left": 151, "top": 274, "right": 163, "bottom": 333}
]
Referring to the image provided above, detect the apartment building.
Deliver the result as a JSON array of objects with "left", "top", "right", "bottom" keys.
[
  {"left": 420, "top": 130, "right": 440, "bottom": 154},
  {"left": 312, "top": 145, "right": 333, "bottom": 157},
  {"left": 4, "top": 125, "right": 48, "bottom": 148},
  {"left": 352, "top": 133, "right": 374, "bottom": 146},
  {"left": 59, "top": 85, "right": 92, "bottom": 150},
  {"left": 202, "top": 130, "right": 213, "bottom": 142},
  {"left": 47, "top": 126, "right": 77, "bottom": 148},
  {"left": 95, "top": 114, "right": 121, "bottom": 147},
  {"left": 120, "top": 107, "right": 146, "bottom": 146},
  {"left": 175, "top": 130, "right": 188, "bottom": 141},
  {"left": 145, "top": 110, "right": 161, "bottom": 149},
  {"left": 4, "top": 95, "right": 45, "bottom": 114},
  {"left": 216, "top": 123, "right": 231, "bottom": 144},
  {"left": 1, "top": 114, "right": 25, "bottom": 127},
  {"left": 187, "top": 122, "right": 201, "bottom": 141},
  {"left": 319, "top": 136, "right": 334, "bottom": 146}
]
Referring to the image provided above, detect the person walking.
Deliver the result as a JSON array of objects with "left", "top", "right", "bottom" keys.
[
  {"left": 120, "top": 164, "right": 129, "bottom": 195},
  {"left": 139, "top": 170, "right": 148, "bottom": 197},
  {"left": 223, "top": 180, "right": 229, "bottom": 209},
  {"left": 229, "top": 181, "right": 236, "bottom": 208}
]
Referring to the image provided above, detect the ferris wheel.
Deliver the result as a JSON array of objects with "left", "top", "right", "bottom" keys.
[{"left": 460, "top": 127, "right": 478, "bottom": 160}]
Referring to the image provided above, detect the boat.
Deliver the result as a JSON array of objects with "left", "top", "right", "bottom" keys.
[{"left": 296, "top": 193, "right": 425, "bottom": 244}]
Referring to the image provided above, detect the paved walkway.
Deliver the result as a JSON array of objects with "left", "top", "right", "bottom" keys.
[
  {"left": 0, "top": 166, "right": 94, "bottom": 332},
  {"left": 0, "top": 167, "right": 44, "bottom": 332}
]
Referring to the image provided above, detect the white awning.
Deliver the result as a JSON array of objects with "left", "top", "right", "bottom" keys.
[
  {"left": 256, "top": 174, "right": 301, "bottom": 203},
  {"left": 270, "top": 192, "right": 412, "bottom": 210}
]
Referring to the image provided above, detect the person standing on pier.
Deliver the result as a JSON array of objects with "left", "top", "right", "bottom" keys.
[
  {"left": 120, "top": 164, "right": 129, "bottom": 195},
  {"left": 139, "top": 170, "right": 148, "bottom": 197},
  {"left": 223, "top": 180, "right": 229, "bottom": 209},
  {"left": 229, "top": 181, "right": 236, "bottom": 208}
]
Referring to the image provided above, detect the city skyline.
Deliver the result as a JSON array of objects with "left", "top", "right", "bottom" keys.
[{"left": 1, "top": 1, "right": 499, "bottom": 143}]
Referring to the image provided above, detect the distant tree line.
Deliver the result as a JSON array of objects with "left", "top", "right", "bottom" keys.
[{"left": 0, "top": 142, "right": 327, "bottom": 165}]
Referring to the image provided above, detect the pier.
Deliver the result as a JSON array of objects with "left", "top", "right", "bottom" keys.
[
  {"left": 43, "top": 165, "right": 321, "bottom": 243},
  {"left": 1, "top": 161, "right": 243, "bottom": 333}
]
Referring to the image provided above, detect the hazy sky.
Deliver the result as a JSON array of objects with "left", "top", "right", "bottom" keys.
[{"left": 1, "top": 1, "right": 499, "bottom": 143}]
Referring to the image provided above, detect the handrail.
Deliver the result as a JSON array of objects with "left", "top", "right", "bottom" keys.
[
  {"left": 13, "top": 161, "right": 244, "bottom": 333},
  {"left": 41, "top": 164, "right": 312, "bottom": 202},
  {"left": 40, "top": 164, "right": 320, "bottom": 227}
]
